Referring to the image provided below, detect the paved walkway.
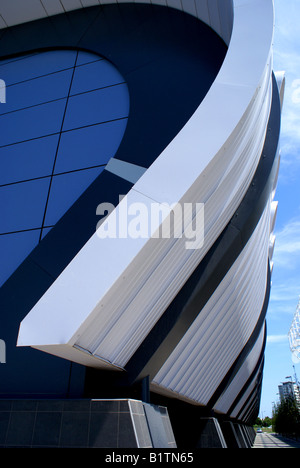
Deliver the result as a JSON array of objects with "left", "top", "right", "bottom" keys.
[{"left": 253, "top": 432, "right": 300, "bottom": 448}]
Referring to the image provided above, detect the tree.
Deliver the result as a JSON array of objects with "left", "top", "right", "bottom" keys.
[
  {"left": 255, "top": 417, "right": 262, "bottom": 427},
  {"left": 262, "top": 416, "right": 272, "bottom": 428},
  {"left": 273, "top": 395, "right": 300, "bottom": 436}
]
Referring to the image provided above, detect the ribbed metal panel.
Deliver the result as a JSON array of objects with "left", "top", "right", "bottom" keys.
[
  {"left": 152, "top": 202, "right": 270, "bottom": 404},
  {"left": 213, "top": 325, "right": 265, "bottom": 415}
]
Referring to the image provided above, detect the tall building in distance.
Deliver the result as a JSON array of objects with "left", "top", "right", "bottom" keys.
[
  {"left": 0, "top": 0, "right": 284, "bottom": 448},
  {"left": 289, "top": 298, "right": 300, "bottom": 364},
  {"left": 278, "top": 380, "right": 300, "bottom": 409}
]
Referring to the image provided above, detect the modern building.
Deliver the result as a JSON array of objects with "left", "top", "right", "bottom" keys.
[
  {"left": 278, "top": 381, "right": 300, "bottom": 409},
  {"left": 289, "top": 298, "right": 300, "bottom": 364},
  {"left": 0, "top": 0, "right": 284, "bottom": 448}
]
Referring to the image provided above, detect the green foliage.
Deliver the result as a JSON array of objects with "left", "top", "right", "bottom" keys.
[
  {"left": 273, "top": 395, "right": 300, "bottom": 436},
  {"left": 255, "top": 417, "right": 262, "bottom": 426},
  {"left": 262, "top": 416, "right": 272, "bottom": 428},
  {"left": 254, "top": 416, "right": 272, "bottom": 430}
]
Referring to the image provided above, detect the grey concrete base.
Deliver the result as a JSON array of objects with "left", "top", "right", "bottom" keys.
[
  {"left": 195, "top": 417, "right": 227, "bottom": 448},
  {"left": 233, "top": 423, "right": 252, "bottom": 448},
  {"left": 219, "top": 421, "right": 256, "bottom": 448},
  {"left": 0, "top": 399, "right": 176, "bottom": 448},
  {"left": 220, "top": 421, "right": 242, "bottom": 448},
  {"left": 196, "top": 419, "right": 255, "bottom": 449}
]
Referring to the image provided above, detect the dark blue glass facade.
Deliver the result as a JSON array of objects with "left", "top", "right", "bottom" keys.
[{"left": 0, "top": 50, "right": 129, "bottom": 286}]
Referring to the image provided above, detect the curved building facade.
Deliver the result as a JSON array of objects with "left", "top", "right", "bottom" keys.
[{"left": 0, "top": 0, "right": 284, "bottom": 448}]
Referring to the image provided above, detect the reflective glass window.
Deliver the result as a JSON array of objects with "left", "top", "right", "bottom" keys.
[
  {"left": 70, "top": 59, "right": 125, "bottom": 95},
  {"left": 0, "top": 99, "right": 67, "bottom": 146},
  {"left": 44, "top": 167, "right": 105, "bottom": 226},
  {"left": 1, "top": 69, "right": 73, "bottom": 115},
  {"left": 0, "top": 53, "right": 38, "bottom": 67},
  {"left": 63, "top": 84, "right": 129, "bottom": 131},
  {"left": 40, "top": 227, "right": 53, "bottom": 239},
  {"left": 0, "top": 230, "right": 41, "bottom": 286},
  {"left": 0, "top": 50, "right": 77, "bottom": 85},
  {"left": 0, "top": 49, "right": 129, "bottom": 286},
  {"left": 0, "top": 178, "right": 50, "bottom": 234},
  {"left": 0, "top": 135, "right": 59, "bottom": 185},
  {"left": 55, "top": 120, "right": 127, "bottom": 173},
  {"left": 76, "top": 51, "right": 102, "bottom": 66}
]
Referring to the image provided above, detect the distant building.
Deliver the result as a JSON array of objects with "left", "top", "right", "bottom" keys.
[
  {"left": 278, "top": 381, "right": 300, "bottom": 408},
  {"left": 289, "top": 298, "right": 300, "bottom": 363}
]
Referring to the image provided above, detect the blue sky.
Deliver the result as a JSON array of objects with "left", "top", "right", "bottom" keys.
[{"left": 259, "top": 0, "right": 300, "bottom": 418}]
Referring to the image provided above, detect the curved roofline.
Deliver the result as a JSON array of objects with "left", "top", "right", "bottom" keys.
[{"left": 0, "top": 0, "right": 234, "bottom": 45}]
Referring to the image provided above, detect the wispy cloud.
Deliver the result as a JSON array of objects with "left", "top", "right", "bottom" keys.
[
  {"left": 267, "top": 334, "right": 288, "bottom": 344},
  {"left": 268, "top": 218, "right": 300, "bottom": 319},
  {"left": 273, "top": 219, "right": 300, "bottom": 269},
  {"left": 270, "top": 282, "right": 299, "bottom": 304}
]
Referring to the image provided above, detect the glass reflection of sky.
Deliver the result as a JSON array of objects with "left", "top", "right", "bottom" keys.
[{"left": 0, "top": 50, "right": 129, "bottom": 286}]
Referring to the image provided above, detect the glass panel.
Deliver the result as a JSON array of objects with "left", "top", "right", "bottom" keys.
[
  {"left": 76, "top": 50, "right": 103, "bottom": 66},
  {"left": 55, "top": 120, "right": 127, "bottom": 173},
  {"left": 0, "top": 135, "right": 60, "bottom": 185},
  {"left": 0, "top": 50, "right": 77, "bottom": 86},
  {"left": 0, "top": 53, "right": 39, "bottom": 67},
  {"left": 62, "top": 84, "right": 129, "bottom": 131},
  {"left": 44, "top": 167, "right": 105, "bottom": 226},
  {"left": 70, "top": 59, "right": 125, "bottom": 95},
  {"left": 0, "top": 48, "right": 129, "bottom": 286},
  {"left": 1, "top": 69, "right": 73, "bottom": 115},
  {"left": 41, "top": 226, "right": 53, "bottom": 239},
  {"left": 0, "top": 230, "right": 40, "bottom": 287},
  {"left": 0, "top": 99, "right": 67, "bottom": 146},
  {"left": 0, "top": 178, "right": 50, "bottom": 233}
]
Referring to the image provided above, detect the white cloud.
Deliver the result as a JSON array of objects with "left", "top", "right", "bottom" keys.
[
  {"left": 270, "top": 282, "right": 299, "bottom": 304},
  {"left": 291, "top": 79, "right": 300, "bottom": 104},
  {"left": 267, "top": 334, "right": 288, "bottom": 344},
  {"left": 272, "top": 219, "right": 300, "bottom": 268}
]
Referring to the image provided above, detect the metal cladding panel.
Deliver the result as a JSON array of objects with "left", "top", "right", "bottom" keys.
[
  {"left": 152, "top": 202, "right": 271, "bottom": 405},
  {"left": 213, "top": 325, "right": 266, "bottom": 415},
  {"left": 230, "top": 365, "right": 263, "bottom": 421}
]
